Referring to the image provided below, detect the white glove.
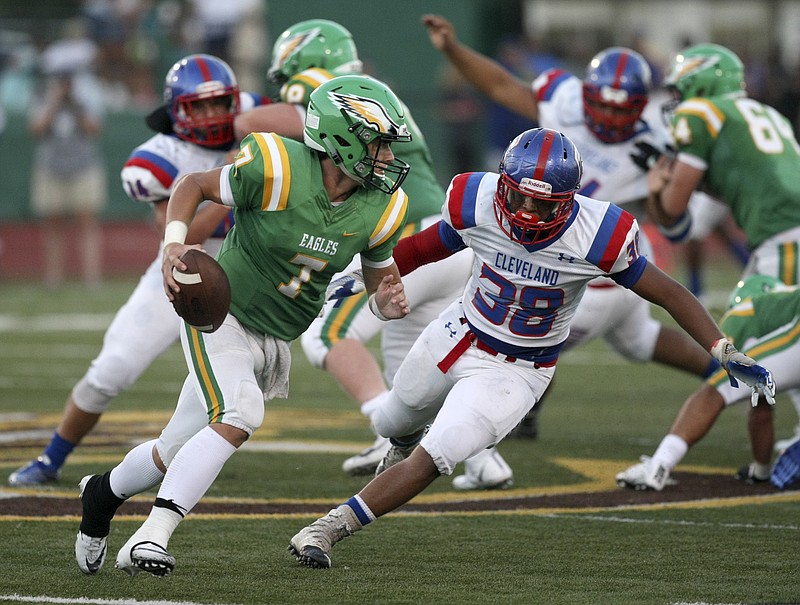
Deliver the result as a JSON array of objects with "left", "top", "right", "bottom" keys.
[
  {"left": 710, "top": 338, "right": 776, "bottom": 406},
  {"left": 324, "top": 269, "right": 365, "bottom": 301}
]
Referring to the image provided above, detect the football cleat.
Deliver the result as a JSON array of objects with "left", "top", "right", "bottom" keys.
[
  {"left": 734, "top": 463, "right": 770, "bottom": 485},
  {"left": 452, "top": 448, "right": 514, "bottom": 491},
  {"left": 341, "top": 436, "right": 391, "bottom": 477},
  {"left": 288, "top": 506, "right": 362, "bottom": 569},
  {"left": 8, "top": 456, "right": 61, "bottom": 486},
  {"left": 116, "top": 539, "right": 176, "bottom": 577},
  {"left": 75, "top": 531, "right": 108, "bottom": 575},
  {"left": 616, "top": 456, "right": 673, "bottom": 491}
]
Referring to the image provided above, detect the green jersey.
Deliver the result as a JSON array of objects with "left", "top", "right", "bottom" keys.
[
  {"left": 720, "top": 290, "right": 800, "bottom": 347},
  {"left": 671, "top": 94, "right": 800, "bottom": 247},
  {"left": 280, "top": 67, "right": 444, "bottom": 224},
  {"left": 217, "top": 132, "right": 408, "bottom": 341}
]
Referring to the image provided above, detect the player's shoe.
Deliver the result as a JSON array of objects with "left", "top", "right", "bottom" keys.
[
  {"left": 341, "top": 436, "right": 391, "bottom": 477},
  {"left": 8, "top": 456, "right": 61, "bottom": 486},
  {"left": 75, "top": 475, "right": 108, "bottom": 574},
  {"left": 734, "top": 463, "right": 770, "bottom": 485},
  {"left": 774, "top": 424, "right": 800, "bottom": 454},
  {"left": 288, "top": 506, "right": 362, "bottom": 569},
  {"left": 615, "top": 456, "right": 671, "bottom": 491},
  {"left": 452, "top": 448, "right": 514, "bottom": 491},
  {"left": 116, "top": 537, "right": 176, "bottom": 577}
]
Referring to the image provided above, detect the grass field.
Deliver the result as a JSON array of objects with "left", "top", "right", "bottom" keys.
[{"left": 1, "top": 260, "right": 799, "bottom": 605}]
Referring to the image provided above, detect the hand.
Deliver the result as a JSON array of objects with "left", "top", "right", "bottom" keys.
[
  {"left": 629, "top": 142, "right": 663, "bottom": 173},
  {"left": 162, "top": 242, "right": 204, "bottom": 301},
  {"left": 369, "top": 274, "right": 410, "bottom": 320},
  {"left": 421, "top": 14, "right": 457, "bottom": 52},
  {"left": 711, "top": 338, "right": 777, "bottom": 406},
  {"left": 325, "top": 269, "right": 365, "bottom": 300}
]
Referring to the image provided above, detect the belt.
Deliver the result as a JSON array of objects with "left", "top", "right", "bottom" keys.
[{"left": 436, "top": 320, "right": 520, "bottom": 373}]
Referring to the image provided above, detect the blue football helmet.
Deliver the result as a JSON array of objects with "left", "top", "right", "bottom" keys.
[
  {"left": 583, "top": 47, "right": 652, "bottom": 143},
  {"left": 164, "top": 54, "right": 240, "bottom": 148},
  {"left": 494, "top": 128, "right": 583, "bottom": 245}
]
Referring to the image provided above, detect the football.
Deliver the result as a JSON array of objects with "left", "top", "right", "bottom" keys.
[{"left": 171, "top": 249, "right": 231, "bottom": 333}]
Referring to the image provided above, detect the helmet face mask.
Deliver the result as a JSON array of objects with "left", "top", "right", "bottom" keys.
[
  {"left": 268, "top": 19, "right": 363, "bottom": 86},
  {"left": 494, "top": 128, "right": 583, "bottom": 245},
  {"left": 582, "top": 47, "right": 651, "bottom": 144},
  {"left": 665, "top": 43, "right": 745, "bottom": 101},
  {"left": 304, "top": 75, "right": 412, "bottom": 194},
  {"left": 165, "top": 54, "right": 240, "bottom": 148}
]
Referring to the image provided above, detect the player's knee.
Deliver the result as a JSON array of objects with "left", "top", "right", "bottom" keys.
[
  {"left": 71, "top": 376, "right": 115, "bottom": 414},
  {"left": 371, "top": 394, "right": 419, "bottom": 438},
  {"left": 233, "top": 381, "right": 265, "bottom": 433},
  {"left": 300, "top": 329, "right": 329, "bottom": 369}
]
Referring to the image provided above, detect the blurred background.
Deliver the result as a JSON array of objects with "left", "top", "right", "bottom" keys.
[{"left": 1, "top": 0, "right": 799, "bottom": 283}]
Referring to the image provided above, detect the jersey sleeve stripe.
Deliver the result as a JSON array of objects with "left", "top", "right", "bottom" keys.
[
  {"left": 677, "top": 99, "right": 725, "bottom": 137},
  {"left": 533, "top": 69, "right": 570, "bottom": 102},
  {"left": 446, "top": 172, "right": 481, "bottom": 230},
  {"left": 219, "top": 164, "right": 234, "bottom": 206},
  {"left": 295, "top": 68, "right": 334, "bottom": 88},
  {"left": 253, "top": 133, "right": 291, "bottom": 211},
  {"left": 369, "top": 188, "right": 408, "bottom": 248},
  {"left": 124, "top": 151, "right": 178, "bottom": 189},
  {"left": 586, "top": 204, "right": 635, "bottom": 272}
]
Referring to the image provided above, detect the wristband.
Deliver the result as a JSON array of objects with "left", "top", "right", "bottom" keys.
[
  {"left": 164, "top": 220, "right": 188, "bottom": 245},
  {"left": 368, "top": 293, "right": 390, "bottom": 322},
  {"left": 657, "top": 211, "right": 692, "bottom": 243}
]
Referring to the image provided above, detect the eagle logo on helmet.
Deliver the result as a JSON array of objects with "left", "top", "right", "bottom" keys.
[
  {"left": 275, "top": 27, "right": 322, "bottom": 69},
  {"left": 671, "top": 54, "right": 720, "bottom": 80},
  {"left": 327, "top": 91, "right": 409, "bottom": 138}
]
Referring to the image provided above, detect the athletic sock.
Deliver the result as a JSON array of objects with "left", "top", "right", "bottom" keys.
[
  {"left": 42, "top": 432, "right": 75, "bottom": 469},
  {"left": 652, "top": 434, "right": 689, "bottom": 472}
]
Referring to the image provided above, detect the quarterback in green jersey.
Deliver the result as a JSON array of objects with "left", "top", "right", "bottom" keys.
[
  {"left": 617, "top": 274, "right": 797, "bottom": 491},
  {"left": 73, "top": 74, "right": 414, "bottom": 578},
  {"left": 237, "top": 20, "right": 489, "bottom": 486}
]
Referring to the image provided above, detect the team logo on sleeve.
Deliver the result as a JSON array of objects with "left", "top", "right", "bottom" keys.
[{"left": 328, "top": 91, "right": 409, "bottom": 137}]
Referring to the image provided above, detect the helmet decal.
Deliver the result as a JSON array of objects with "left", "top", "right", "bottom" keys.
[
  {"left": 327, "top": 90, "right": 409, "bottom": 137},
  {"left": 275, "top": 27, "right": 322, "bottom": 70}
]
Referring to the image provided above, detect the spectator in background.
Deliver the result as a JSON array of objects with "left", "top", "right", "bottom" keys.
[{"left": 29, "top": 23, "right": 107, "bottom": 290}]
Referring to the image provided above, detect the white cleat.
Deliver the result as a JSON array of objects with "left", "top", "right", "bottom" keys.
[
  {"left": 342, "top": 436, "right": 391, "bottom": 477},
  {"left": 615, "top": 456, "right": 673, "bottom": 491},
  {"left": 116, "top": 538, "right": 175, "bottom": 577},
  {"left": 452, "top": 448, "right": 514, "bottom": 491}
]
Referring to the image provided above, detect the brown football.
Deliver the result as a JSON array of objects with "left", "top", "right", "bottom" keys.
[{"left": 171, "top": 249, "right": 231, "bottom": 333}]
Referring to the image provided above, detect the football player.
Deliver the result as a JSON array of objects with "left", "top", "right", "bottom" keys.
[
  {"left": 420, "top": 15, "right": 718, "bottom": 463},
  {"left": 617, "top": 275, "right": 796, "bottom": 490},
  {"left": 75, "top": 74, "right": 414, "bottom": 578},
  {"left": 288, "top": 128, "right": 775, "bottom": 569},
  {"left": 645, "top": 43, "right": 800, "bottom": 445},
  {"left": 9, "top": 55, "right": 268, "bottom": 488}
]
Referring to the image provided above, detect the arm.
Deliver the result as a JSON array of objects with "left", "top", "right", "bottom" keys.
[
  {"left": 646, "top": 156, "right": 704, "bottom": 228},
  {"left": 421, "top": 14, "right": 538, "bottom": 121},
  {"left": 393, "top": 220, "right": 460, "bottom": 275},
  {"left": 234, "top": 103, "right": 305, "bottom": 142},
  {"left": 161, "top": 167, "right": 225, "bottom": 299},
  {"left": 631, "top": 262, "right": 775, "bottom": 404}
]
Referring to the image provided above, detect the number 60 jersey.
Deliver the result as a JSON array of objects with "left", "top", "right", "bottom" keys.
[{"left": 442, "top": 171, "right": 647, "bottom": 354}]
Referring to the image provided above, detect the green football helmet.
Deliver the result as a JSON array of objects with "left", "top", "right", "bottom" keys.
[
  {"left": 726, "top": 275, "right": 786, "bottom": 309},
  {"left": 268, "top": 19, "right": 363, "bottom": 86},
  {"left": 304, "top": 74, "right": 412, "bottom": 194},
  {"left": 664, "top": 43, "right": 745, "bottom": 101}
]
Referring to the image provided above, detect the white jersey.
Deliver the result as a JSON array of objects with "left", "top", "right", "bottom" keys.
[
  {"left": 533, "top": 70, "right": 670, "bottom": 211},
  {"left": 442, "top": 171, "right": 646, "bottom": 360}
]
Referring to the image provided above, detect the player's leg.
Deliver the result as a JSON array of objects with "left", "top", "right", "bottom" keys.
[
  {"left": 115, "top": 316, "right": 286, "bottom": 577},
  {"left": 9, "top": 256, "right": 180, "bottom": 486}
]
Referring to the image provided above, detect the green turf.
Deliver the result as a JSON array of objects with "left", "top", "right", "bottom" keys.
[{"left": 1, "top": 263, "right": 799, "bottom": 605}]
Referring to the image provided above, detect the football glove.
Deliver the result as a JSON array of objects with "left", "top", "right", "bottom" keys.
[
  {"left": 710, "top": 338, "right": 776, "bottom": 407},
  {"left": 771, "top": 439, "right": 800, "bottom": 489},
  {"left": 324, "top": 269, "right": 365, "bottom": 301},
  {"left": 629, "top": 141, "right": 665, "bottom": 172}
]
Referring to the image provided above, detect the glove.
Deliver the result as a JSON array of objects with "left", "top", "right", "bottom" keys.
[
  {"left": 629, "top": 141, "right": 663, "bottom": 172},
  {"left": 324, "top": 269, "right": 365, "bottom": 301},
  {"left": 771, "top": 439, "right": 800, "bottom": 489},
  {"left": 710, "top": 338, "right": 777, "bottom": 406}
]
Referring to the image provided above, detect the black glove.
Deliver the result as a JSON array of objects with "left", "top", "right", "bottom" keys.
[{"left": 629, "top": 141, "right": 664, "bottom": 172}]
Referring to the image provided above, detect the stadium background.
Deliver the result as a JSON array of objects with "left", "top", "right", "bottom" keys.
[{"left": 1, "top": 0, "right": 800, "bottom": 279}]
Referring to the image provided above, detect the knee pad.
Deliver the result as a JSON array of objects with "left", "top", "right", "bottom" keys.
[
  {"left": 607, "top": 315, "right": 660, "bottom": 362},
  {"left": 300, "top": 326, "right": 329, "bottom": 370}
]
